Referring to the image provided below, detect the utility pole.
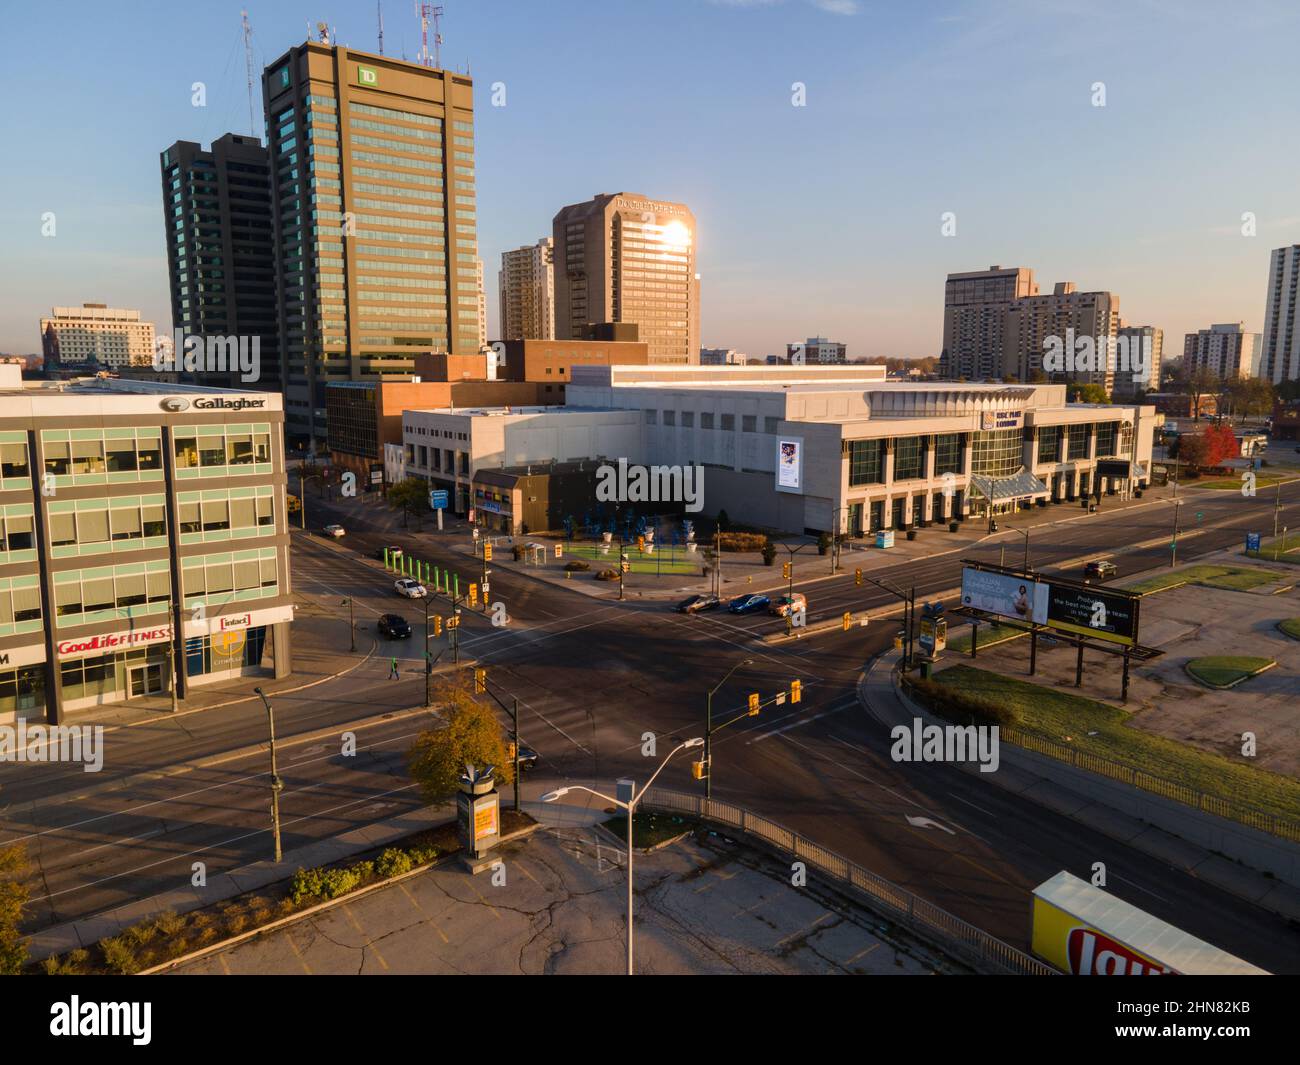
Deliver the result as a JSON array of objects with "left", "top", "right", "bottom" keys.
[
  {"left": 511, "top": 697, "right": 520, "bottom": 812},
  {"left": 424, "top": 597, "right": 432, "bottom": 707},
  {"left": 254, "top": 688, "right": 283, "bottom": 862},
  {"left": 343, "top": 597, "right": 355, "bottom": 653},
  {"left": 1171, "top": 499, "right": 1183, "bottom": 567}
]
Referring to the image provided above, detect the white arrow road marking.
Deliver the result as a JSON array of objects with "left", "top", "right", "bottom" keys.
[{"left": 905, "top": 814, "right": 956, "bottom": 835}]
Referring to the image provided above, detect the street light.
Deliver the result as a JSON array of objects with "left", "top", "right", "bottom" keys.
[
  {"left": 705, "top": 657, "right": 752, "bottom": 799},
  {"left": 1000, "top": 524, "right": 1031, "bottom": 573},
  {"left": 253, "top": 687, "right": 284, "bottom": 862},
  {"left": 541, "top": 736, "right": 703, "bottom": 976}
]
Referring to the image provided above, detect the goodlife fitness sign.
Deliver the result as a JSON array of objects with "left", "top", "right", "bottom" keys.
[{"left": 57, "top": 626, "right": 172, "bottom": 659}]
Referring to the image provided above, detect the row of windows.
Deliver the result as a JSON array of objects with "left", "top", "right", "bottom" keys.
[
  {"left": 180, "top": 549, "right": 278, "bottom": 606},
  {"left": 42, "top": 430, "right": 162, "bottom": 478},
  {"left": 53, "top": 562, "right": 173, "bottom": 626},
  {"left": 47, "top": 497, "right": 168, "bottom": 551},
  {"left": 173, "top": 428, "right": 273, "bottom": 472}
]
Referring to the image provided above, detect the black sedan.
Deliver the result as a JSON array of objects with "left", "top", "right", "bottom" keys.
[
  {"left": 675, "top": 593, "right": 721, "bottom": 614},
  {"left": 515, "top": 743, "right": 539, "bottom": 771},
  {"left": 377, "top": 614, "right": 412, "bottom": 638},
  {"left": 1083, "top": 559, "right": 1118, "bottom": 582}
]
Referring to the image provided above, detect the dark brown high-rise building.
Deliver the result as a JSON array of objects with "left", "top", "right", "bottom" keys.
[
  {"left": 553, "top": 193, "right": 699, "bottom": 365},
  {"left": 262, "top": 40, "right": 478, "bottom": 445},
  {"left": 160, "top": 134, "right": 278, "bottom": 390}
]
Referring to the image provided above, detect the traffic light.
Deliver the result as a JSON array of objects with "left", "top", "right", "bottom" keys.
[
  {"left": 637, "top": 535, "right": 645, "bottom": 551},
  {"left": 621, "top": 558, "right": 631, "bottom": 573},
  {"left": 691, "top": 760, "right": 706, "bottom": 780},
  {"left": 791, "top": 680, "right": 802, "bottom": 704},
  {"left": 783, "top": 562, "right": 791, "bottom": 579},
  {"left": 842, "top": 611, "right": 852, "bottom": 631},
  {"left": 432, "top": 616, "right": 443, "bottom": 637},
  {"left": 855, "top": 568, "right": 862, "bottom": 586},
  {"left": 483, "top": 543, "right": 493, "bottom": 562},
  {"left": 747, "top": 692, "right": 760, "bottom": 716},
  {"left": 474, "top": 668, "right": 486, "bottom": 694},
  {"left": 468, "top": 582, "right": 479, "bottom": 607}
]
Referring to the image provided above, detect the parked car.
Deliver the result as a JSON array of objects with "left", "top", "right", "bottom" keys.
[
  {"left": 675, "top": 593, "right": 720, "bottom": 614},
  {"left": 394, "top": 578, "right": 427, "bottom": 598},
  {"left": 377, "top": 614, "right": 411, "bottom": 639},
  {"left": 768, "top": 593, "right": 807, "bottom": 617},
  {"left": 322, "top": 524, "right": 345, "bottom": 538},
  {"left": 514, "top": 743, "right": 539, "bottom": 771},
  {"left": 728, "top": 593, "right": 771, "bottom": 615},
  {"left": 1083, "top": 559, "right": 1118, "bottom": 582},
  {"left": 376, "top": 545, "right": 403, "bottom": 560}
]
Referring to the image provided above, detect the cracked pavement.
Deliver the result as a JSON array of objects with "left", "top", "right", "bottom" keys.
[{"left": 169, "top": 828, "right": 953, "bottom": 975}]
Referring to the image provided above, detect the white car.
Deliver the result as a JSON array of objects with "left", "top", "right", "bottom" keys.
[
  {"left": 394, "top": 578, "right": 427, "bottom": 599},
  {"left": 322, "top": 524, "right": 345, "bottom": 538}
]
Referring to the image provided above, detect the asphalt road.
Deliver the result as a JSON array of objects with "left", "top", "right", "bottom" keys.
[{"left": 5, "top": 477, "right": 1299, "bottom": 972}]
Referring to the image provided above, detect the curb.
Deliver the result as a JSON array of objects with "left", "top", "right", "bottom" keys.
[{"left": 136, "top": 821, "right": 542, "bottom": 975}]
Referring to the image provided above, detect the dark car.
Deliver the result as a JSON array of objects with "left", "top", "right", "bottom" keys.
[
  {"left": 728, "top": 593, "right": 771, "bottom": 614},
  {"left": 675, "top": 593, "right": 720, "bottom": 614},
  {"left": 377, "top": 614, "right": 411, "bottom": 638},
  {"left": 1083, "top": 559, "right": 1118, "bottom": 582},
  {"left": 514, "top": 743, "right": 539, "bottom": 771}
]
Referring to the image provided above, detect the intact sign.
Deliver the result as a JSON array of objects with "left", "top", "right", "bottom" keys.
[
  {"left": 1046, "top": 584, "right": 1138, "bottom": 646},
  {"left": 775, "top": 437, "right": 803, "bottom": 493},
  {"left": 960, "top": 568, "right": 1047, "bottom": 625}
]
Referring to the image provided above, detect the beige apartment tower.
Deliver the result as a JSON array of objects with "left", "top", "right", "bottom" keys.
[
  {"left": 553, "top": 192, "right": 699, "bottom": 364},
  {"left": 498, "top": 238, "right": 555, "bottom": 341},
  {"left": 40, "top": 304, "right": 156, "bottom": 370},
  {"left": 941, "top": 266, "right": 1038, "bottom": 380},
  {"left": 262, "top": 40, "right": 478, "bottom": 444}
]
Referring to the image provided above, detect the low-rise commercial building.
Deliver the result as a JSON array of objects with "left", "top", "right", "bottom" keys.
[
  {"left": 0, "top": 366, "right": 293, "bottom": 723},
  {"left": 402, "top": 405, "right": 640, "bottom": 515},
  {"left": 566, "top": 365, "right": 1158, "bottom": 535}
]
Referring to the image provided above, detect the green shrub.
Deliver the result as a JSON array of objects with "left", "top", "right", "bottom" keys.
[
  {"left": 100, "top": 936, "right": 140, "bottom": 975},
  {"left": 564, "top": 560, "right": 590, "bottom": 572},
  {"left": 761, "top": 542, "right": 777, "bottom": 566},
  {"left": 377, "top": 848, "right": 414, "bottom": 878},
  {"left": 595, "top": 568, "right": 619, "bottom": 581},
  {"left": 718, "top": 532, "right": 767, "bottom": 552},
  {"left": 407, "top": 844, "right": 440, "bottom": 865},
  {"left": 905, "top": 676, "right": 1022, "bottom": 728},
  {"left": 289, "top": 867, "right": 326, "bottom": 904}
]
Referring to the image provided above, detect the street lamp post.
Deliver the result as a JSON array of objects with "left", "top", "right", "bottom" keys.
[
  {"left": 541, "top": 736, "right": 703, "bottom": 976},
  {"left": 705, "top": 657, "right": 751, "bottom": 799},
  {"left": 1002, "top": 525, "right": 1031, "bottom": 573},
  {"left": 253, "top": 687, "right": 284, "bottom": 862},
  {"left": 342, "top": 597, "right": 355, "bottom": 652}
]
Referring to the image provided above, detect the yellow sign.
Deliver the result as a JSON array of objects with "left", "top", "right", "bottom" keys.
[
  {"left": 1031, "top": 895, "right": 1169, "bottom": 975},
  {"left": 212, "top": 629, "right": 246, "bottom": 659},
  {"left": 483, "top": 543, "right": 493, "bottom": 562},
  {"left": 468, "top": 583, "right": 479, "bottom": 607},
  {"left": 473, "top": 800, "right": 498, "bottom": 841}
]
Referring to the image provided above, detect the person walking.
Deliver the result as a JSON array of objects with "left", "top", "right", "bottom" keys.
[{"left": 389, "top": 656, "right": 400, "bottom": 680}]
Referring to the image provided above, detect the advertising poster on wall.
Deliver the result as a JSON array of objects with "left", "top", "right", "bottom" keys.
[
  {"left": 960, "top": 568, "right": 1048, "bottom": 624},
  {"left": 776, "top": 437, "right": 803, "bottom": 493}
]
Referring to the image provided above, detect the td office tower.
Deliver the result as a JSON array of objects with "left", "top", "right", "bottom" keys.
[{"left": 263, "top": 41, "right": 478, "bottom": 445}]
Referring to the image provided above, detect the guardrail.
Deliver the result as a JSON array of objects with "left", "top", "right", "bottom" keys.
[
  {"left": 640, "top": 786, "right": 1056, "bottom": 976},
  {"left": 994, "top": 723, "right": 1300, "bottom": 844}
]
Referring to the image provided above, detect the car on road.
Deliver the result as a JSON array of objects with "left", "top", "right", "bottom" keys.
[
  {"left": 376, "top": 545, "right": 403, "bottom": 560},
  {"left": 514, "top": 743, "right": 539, "bottom": 771},
  {"left": 322, "top": 524, "right": 345, "bottom": 538},
  {"left": 377, "top": 614, "right": 411, "bottom": 639},
  {"left": 768, "top": 592, "right": 807, "bottom": 617},
  {"left": 394, "top": 578, "right": 427, "bottom": 598},
  {"left": 728, "top": 593, "right": 771, "bottom": 614},
  {"left": 1083, "top": 559, "right": 1118, "bottom": 582},
  {"left": 675, "top": 593, "right": 720, "bottom": 614}
]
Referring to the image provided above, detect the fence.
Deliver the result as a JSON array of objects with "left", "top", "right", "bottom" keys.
[
  {"left": 641, "top": 786, "right": 1056, "bottom": 976},
  {"left": 995, "top": 723, "right": 1300, "bottom": 844}
]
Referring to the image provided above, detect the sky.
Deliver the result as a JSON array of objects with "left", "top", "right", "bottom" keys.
[{"left": 1, "top": 0, "right": 1298, "bottom": 360}]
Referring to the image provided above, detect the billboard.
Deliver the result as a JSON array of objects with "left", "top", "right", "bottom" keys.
[
  {"left": 1045, "top": 583, "right": 1138, "bottom": 646},
  {"left": 960, "top": 568, "right": 1047, "bottom": 624},
  {"left": 776, "top": 437, "right": 803, "bottom": 492}
]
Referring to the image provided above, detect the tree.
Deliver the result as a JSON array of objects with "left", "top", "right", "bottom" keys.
[
  {"left": 0, "top": 843, "right": 28, "bottom": 975},
  {"left": 387, "top": 477, "right": 428, "bottom": 529},
  {"left": 1069, "top": 383, "right": 1110, "bottom": 404},
  {"left": 407, "top": 679, "right": 514, "bottom": 802},
  {"left": 1186, "top": 368, "right": 1221, "bottom": 422}
]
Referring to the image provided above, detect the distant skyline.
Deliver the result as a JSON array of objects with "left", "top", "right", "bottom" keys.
[{"left": 2, "top": 0, "right": 1299, "bottom": 361}]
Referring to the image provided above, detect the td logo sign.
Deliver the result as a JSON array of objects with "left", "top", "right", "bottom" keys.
[{"left": 358, "top": 65, "right": 378, "bottom": 86}]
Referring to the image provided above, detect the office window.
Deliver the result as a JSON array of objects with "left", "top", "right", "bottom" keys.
[
  {"left": 742, "top": 415, "right": 757, "bottom": 433},
  {"left": 1067, "top": 424, "right": 1089, "bottom": 460},
  {"left": 894, "top": 436, "right": 925, "bottom": 481},
  {"left": 720, "top": 414, "right": 735, "bottom": 431},
  {"left": 681, "top": 412, "right": 695, "bottom": 428},
  {"left": 848, "top": 440, "right": 884, "bottom": 486},
  {"left": 971, "top": 428, "right": 1023, "bottom": 477},
  {"left": 1037, "top": 425, "right": 1062, "bottom": 462},
  {"left": 644, "top": 409, "right": 657, "bottom": 425},
  {"left": 933, "top": 433, "right": 962, "bottom": 475},
  {"left": 1095, "top": 422, "right": 1118, "bottom": 457},
  {"left": 764, "top": 417, "right": 780, "bottom": 434},
  {"left": 701, "top": 413, "right": 714, "bottom": 430}
]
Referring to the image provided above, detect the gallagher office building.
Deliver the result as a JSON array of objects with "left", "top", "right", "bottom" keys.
[
  {"left": 565, "top": 365, "right": 1159, "bottom": 535},
  {"left": 0, "top": 367, "right": 293, "bottom": 724}
]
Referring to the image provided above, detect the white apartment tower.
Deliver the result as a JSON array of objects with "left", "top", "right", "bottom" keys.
[
  {"left": 39, "top": 304, "right": 157, "bottom": 369},
  {"left": 1260, "top": 245, "right": 1300, "bottom": 384},
  {"left": 1183, "top": 322, "right": 1261, "bottom": 380}
]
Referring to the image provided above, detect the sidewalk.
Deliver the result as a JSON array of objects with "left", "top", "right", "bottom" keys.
[
  {"left": 408, "top": 483, "right": 1186, "bottom": 603},
  {"left": 857, "top": 651, "right": 1300, "bottom": 922}
]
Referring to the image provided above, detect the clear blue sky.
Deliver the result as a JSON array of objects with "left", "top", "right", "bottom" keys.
[{"left": 2, "top": 0, "right": 1297, "bottom": 359}]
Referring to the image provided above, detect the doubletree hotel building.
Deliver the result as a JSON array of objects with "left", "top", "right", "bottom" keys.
[{"left": 0, "top": 366, "right": 293, "bottom": 724}]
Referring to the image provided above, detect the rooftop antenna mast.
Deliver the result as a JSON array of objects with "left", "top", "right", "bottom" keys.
[
  {"left": 378, "top": 1, "right": 385, "bottom": 54},
  {"left": 241, "top": 10, "right": 256, "bottom": 137},
  {"left": 416, "top": 3, "right": 444, "bottom": 67}
]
